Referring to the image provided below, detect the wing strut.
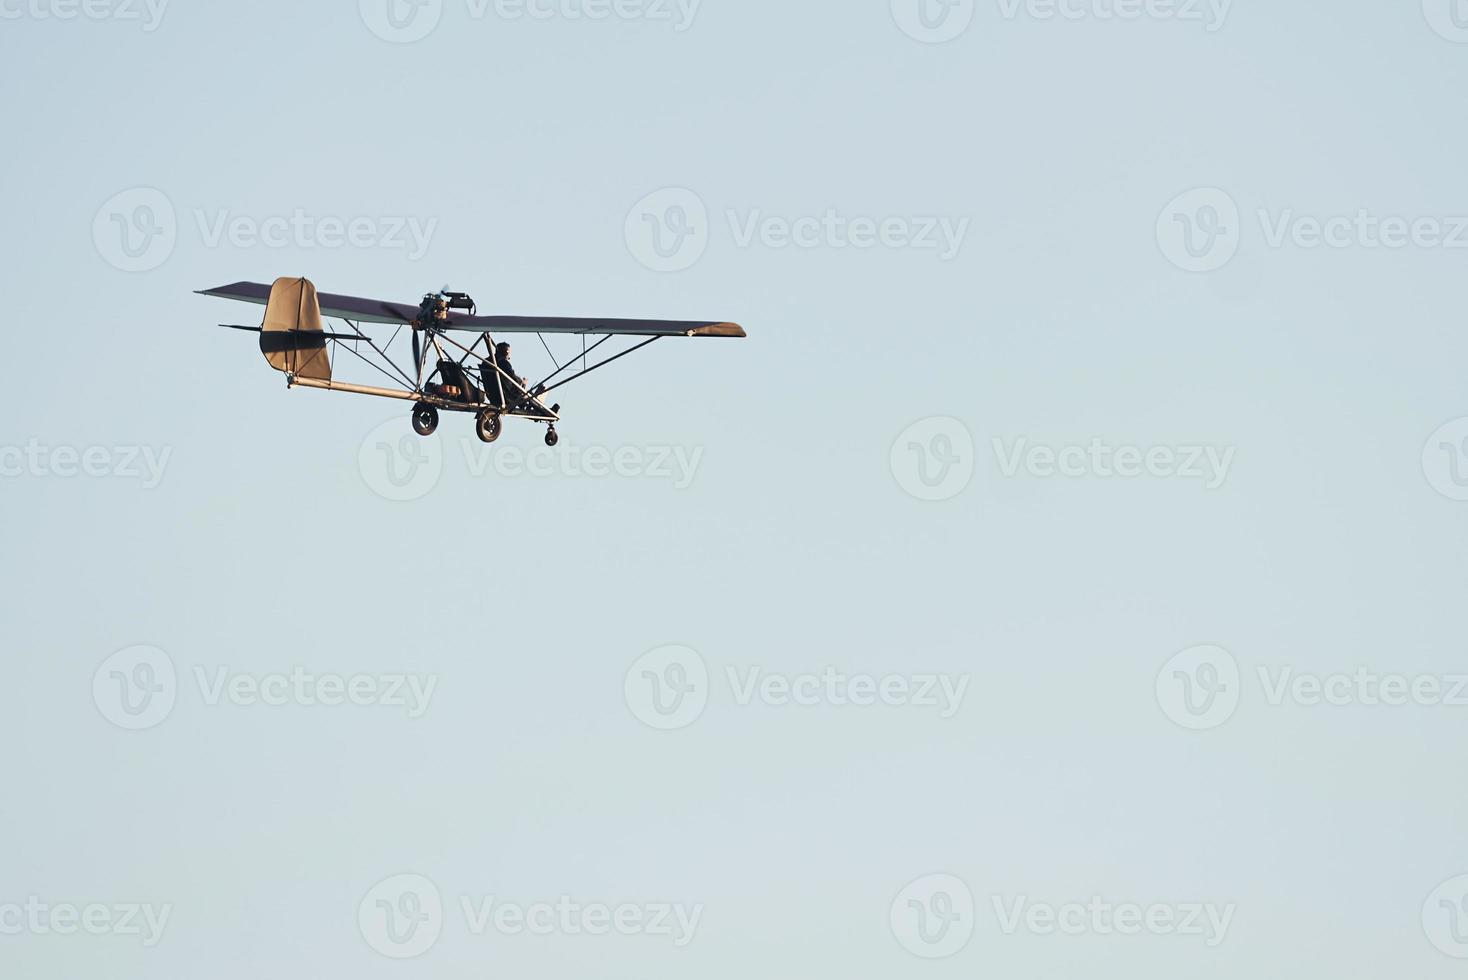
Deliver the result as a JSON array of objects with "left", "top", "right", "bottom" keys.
[
  {"left": 534, "top": 335, "right": 614, "bottom": 392},
  {"left": 539, "top": 337, "right": 661, "bottom": 397}
]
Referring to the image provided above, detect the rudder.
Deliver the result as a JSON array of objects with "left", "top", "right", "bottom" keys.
[{"left": 259, "top": 276, "right": 331, "bottom": 381}]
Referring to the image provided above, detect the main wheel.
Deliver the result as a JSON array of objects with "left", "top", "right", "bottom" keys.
[
  {"left": 475, "top": 410, "right": 503, "bottom": 444},
  {"left": 411, "top": 403, "right": 439, "bottom": 436},
  {"left": 544, "top": 427, "right": 559, "bottom": 447}
]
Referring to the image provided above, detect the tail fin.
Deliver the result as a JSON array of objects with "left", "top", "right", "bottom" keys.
[{"left": 259, "top": 276, "right": 331, "bottom": 381}]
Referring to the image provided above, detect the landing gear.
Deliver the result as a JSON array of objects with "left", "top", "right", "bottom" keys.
[
  {"left": 544, "top": 427, "right": 559, "bottom": 447},
  {"left": 475, "top": 410, "right": 503, "bottom": 444},
  {"left": 411, "top": 403, "right": 439, "bottom": 436}
]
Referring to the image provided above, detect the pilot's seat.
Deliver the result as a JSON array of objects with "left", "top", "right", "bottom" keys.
[{"left": 434, "top": 359, "right": 483, "bottom": 403}]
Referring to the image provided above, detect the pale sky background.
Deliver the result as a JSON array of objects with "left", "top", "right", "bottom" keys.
[{"left": 5, "top": 1, "right": 1468, "bottom": 977}]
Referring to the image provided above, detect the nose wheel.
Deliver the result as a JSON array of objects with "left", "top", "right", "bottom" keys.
[
  {"left": 411, "top": 403, "right": 439, "bottom": 436},
  {"left": 544, "top": 427, "right": 559, "bottom": 447}
]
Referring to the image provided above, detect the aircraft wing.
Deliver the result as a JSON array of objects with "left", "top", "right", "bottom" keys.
[
  {"left": 441, "top": 314, "right": 745, "bottom": 338},
  {"left": 197, "top": 281, "right": 745, "bottom": 338},
  {"left": 197, "top": 281, "right": 420, "bottom": 325}
]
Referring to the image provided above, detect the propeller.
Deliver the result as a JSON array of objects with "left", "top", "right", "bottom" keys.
[{"left": 411, "top": 327, "right": 423, "bottom": 386}]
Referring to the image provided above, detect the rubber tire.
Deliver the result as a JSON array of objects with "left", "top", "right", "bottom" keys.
[
  {"left": 544, "top": 428, "right": 559, "bottom": 448},
  {"left": 412, "top": 403, "right": 439, "bottom": 437},
  {"left": 476, "top": 410, "right": 503, "bottom": 444}
]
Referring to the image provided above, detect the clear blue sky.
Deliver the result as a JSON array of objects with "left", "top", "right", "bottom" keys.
[{"left": 5, "top": 2, "right": 1468, "bottom": 977}]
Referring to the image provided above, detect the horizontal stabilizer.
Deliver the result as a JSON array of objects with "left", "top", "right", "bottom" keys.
[{"left": 219, "top": 323, "right": 369, "bottom": 342}]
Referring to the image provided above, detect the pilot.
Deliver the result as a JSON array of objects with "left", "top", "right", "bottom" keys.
[{"left": 494, "top": 342, "right": 527, "bottom": 403}]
